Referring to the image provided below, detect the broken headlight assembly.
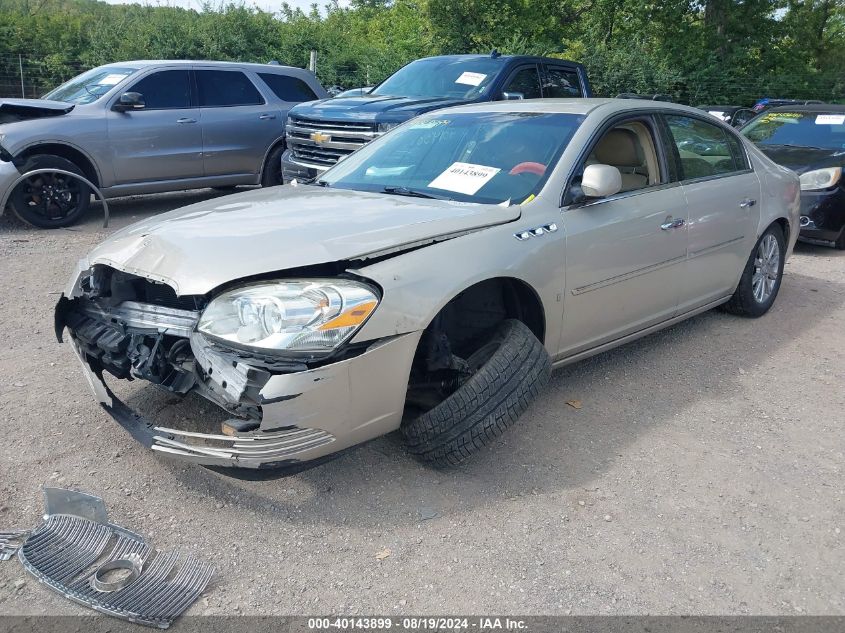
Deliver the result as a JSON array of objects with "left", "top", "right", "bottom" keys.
[{"left": 197, "top": 279, "right": 379, "bottom": 353}]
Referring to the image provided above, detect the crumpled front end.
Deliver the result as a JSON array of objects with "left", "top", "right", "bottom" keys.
[{"left": 56, "top": 264, "right": 420, "bottom": 471}]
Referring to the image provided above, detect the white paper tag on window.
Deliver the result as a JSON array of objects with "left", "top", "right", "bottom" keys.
[
  {"left": 455, "top": 72, "right": 487, "bottom": 86},
  {"left": 708, "top": 110, "right": 726, "bottom": 119},
  {"left": 815, "top": 114, "right": 845, "bottom": 125},
  {"left": 98, "top": 73, "right": 127, "bottom": 86},
  {"left": 428, "top": 162, "right": 501, "bottom": 195}
]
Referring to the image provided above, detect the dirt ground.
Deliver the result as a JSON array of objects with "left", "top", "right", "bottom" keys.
[{"left": 0, "top": 190, "right": 842, "bottom": 617}]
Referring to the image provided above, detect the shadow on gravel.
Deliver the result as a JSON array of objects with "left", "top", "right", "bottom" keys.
[{"left": 112, "top": 266, "right": 844, "bottom": 529}]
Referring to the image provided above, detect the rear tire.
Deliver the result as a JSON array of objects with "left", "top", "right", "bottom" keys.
[
  {"left": 723, "top": 223, "right": 786, "bottom": 317},
  {"left": 9, "top": 155, "right": 91, "bottom": 228},
  {"left": 834, "top": 228, "right": 845, "bottom": 250},
  {"left": 261, "top": 144, "right": 286, "bottom": 187},
  {"left": 401, "top": 319, "right": 551, "bottom": 467}
]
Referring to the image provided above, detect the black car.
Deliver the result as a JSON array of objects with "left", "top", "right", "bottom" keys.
[
  {"left": 742, "top": 104, "right": 845, "bottom": 249},
  {"left": 697, "top": 105, "right": 757, "bottom": 128}
]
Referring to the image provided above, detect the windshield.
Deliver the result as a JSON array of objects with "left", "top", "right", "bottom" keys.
[
  {"left": 371, "top": 57, "right": 505, "bottom": 100},
  {"left": 742, "top": 111, "right": 845, "bottom": 150},
  {"left": 319, "top": 111, "right": 583, "bottom": 205},
  {"left": 43, "top": 66, "right": 137, "bottom": 104}
]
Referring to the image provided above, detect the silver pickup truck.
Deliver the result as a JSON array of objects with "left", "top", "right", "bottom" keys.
[{"left": 0, "top": 60, "right": 326, "bottom": 228}]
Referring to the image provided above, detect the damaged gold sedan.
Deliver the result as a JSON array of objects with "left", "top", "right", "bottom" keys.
[{"left": 56, "top": 99, "right": 800, "bottom": 474}]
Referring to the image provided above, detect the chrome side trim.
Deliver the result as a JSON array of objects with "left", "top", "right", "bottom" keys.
[
  {"left": 689, "top": 235, "right": 745, "bottom": 259},
  {"left": 553, "top": 295, "right": 731, "bottom": 368},
  {"left": 571, "top": 254, "right": 686, "bottom": 296}
]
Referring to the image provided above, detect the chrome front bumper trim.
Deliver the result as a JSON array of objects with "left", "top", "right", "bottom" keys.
[{"left": 151, "top": 425, "right": 335, "bottom": 466}]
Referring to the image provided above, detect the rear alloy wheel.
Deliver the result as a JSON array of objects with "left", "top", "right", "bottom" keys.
[
  {"left": 9, "top": 155, "right": 91, "bottom": 228},
  {"left": 723, "top": 224, "right": 786, "bottom": 317},
  {"left": 401, "top": 319, "right": 551, "bottom": 467}
]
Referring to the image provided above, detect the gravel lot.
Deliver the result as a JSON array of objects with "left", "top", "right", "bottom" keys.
[{"left": 0, "top": 189, "right": 843, "bottom": 617}]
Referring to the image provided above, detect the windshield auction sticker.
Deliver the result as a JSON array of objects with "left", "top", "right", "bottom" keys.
[
  {"left": 455, "top": 71, "right": 487, "bottom": 86},
  {"left": 815, "top": 114, "right": 845, "bottom": 125},
  {"left": 429, "top": 162, "right": 501, "bottom": 195},
  {"left": 98, "top": 73, "right": 127, "bottom": 86}
]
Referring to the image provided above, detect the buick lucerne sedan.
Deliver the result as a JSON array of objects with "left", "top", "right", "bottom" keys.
[{"left": 55, "top": 99, "right": 800, "bottom": 474}]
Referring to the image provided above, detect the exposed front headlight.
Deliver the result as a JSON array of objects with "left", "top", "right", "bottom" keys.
[
  {"left": 376, "top": 122, "right": 400, "bottom": 135},
  {"left": 799, "top": 167, "right": 841, "bottom": 191},
  {"left": 197, "top": 279, "right": 379, "bottom": 353}
]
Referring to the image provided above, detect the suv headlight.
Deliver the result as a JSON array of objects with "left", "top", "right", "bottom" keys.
[
  {"left": 197, "top": 279, "right": 378, "bottom": 353},
  {"left": 799, "top": 167, "right": 841, "bottom": 191},
  {"left": 377, "top": 122, "right": 400, "bottom": 135}
]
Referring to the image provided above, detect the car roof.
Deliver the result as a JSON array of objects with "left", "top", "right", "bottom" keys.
[
  {"left": 99, "top": 60, "right": 309, "bottom": 73},
  {"left": 421, "top": 98, "right": 709, "bottom": 117},
  {"left": 417, "top": 54, "right": 583, "bottom": 66},
  {"left": 768, "top": 104, "right": 845, "bottom": 113}
]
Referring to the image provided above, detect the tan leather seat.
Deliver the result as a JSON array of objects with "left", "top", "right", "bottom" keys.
[{"left": 593, "top": 129, "right": 649, "bottom": 191}]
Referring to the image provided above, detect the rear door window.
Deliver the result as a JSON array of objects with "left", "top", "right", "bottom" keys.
[
  {"left": 502, "top": 66, "right": 542, "bottom": 100},
  {"left": 258, "top": 73, "right": 318, "bottom": 102},
  {"left": 543, "top": 66, "right": 582, "bottom": 97},
  {"left": 126, "top": 70, "right": 192, "bottom": 110},
  {"left": 665, "top": 115, "right": 745, "bottom": 180},
  {"left": 196, "top": 70, "right": 264, "bottom": 107}
]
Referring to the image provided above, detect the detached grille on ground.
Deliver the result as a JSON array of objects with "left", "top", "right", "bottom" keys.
[{"left": 18, "top": 509, "right": 213, "bottom": 628}]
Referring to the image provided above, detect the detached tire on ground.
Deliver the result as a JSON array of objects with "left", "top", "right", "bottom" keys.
[
  {"left": 402, "top": 319, "right": 551, "bottom": 467},
  {"left": 723, "top": 223, "right": 786, "bottom": 318},
  {"left": 9, "top": 154, "right": 91, "bottom": 228}
]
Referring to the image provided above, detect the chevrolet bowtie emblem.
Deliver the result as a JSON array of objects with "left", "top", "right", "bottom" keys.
[{"left": 310, "top": 131, "right": 331, "bottom": 143}]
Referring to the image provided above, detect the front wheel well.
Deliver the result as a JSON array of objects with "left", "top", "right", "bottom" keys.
[
  {"left": 403, "top": 277, "right": 546, "bottom": 417},
  {"left": 410, "top": 277, "right": 545, "bottom": 375},
  {"left": 16, "top": 144, "right": 100, "bottom": 187},
  {"left": 772, "top": 217, "right": 790, "bottom": 242}
]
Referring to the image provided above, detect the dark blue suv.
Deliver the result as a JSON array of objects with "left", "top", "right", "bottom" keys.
[{"left": 282, "top": 53, "right": 592, "bottom": 182}]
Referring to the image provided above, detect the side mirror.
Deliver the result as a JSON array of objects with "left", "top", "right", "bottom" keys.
[
  {"left": 580, "top": 164, "right": 622, "bottom": 199},
  {"left": 112, "top": 92, "right": 145, "bottom": 112},
  {"left": 502, "top": 91, "right": 524, "bottom": 101}
]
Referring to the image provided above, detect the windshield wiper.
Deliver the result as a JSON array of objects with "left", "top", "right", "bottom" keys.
[{"left": 381, "top": 186, "right": 451, "bottom": 200}]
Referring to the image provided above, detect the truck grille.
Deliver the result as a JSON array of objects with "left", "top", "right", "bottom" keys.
[{"left": 286, "top": 115, "right": 377, "bottom": 170}]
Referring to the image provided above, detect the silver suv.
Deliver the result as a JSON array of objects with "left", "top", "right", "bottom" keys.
[{"left": 0, "top": 60, "right": 326, "bottom": 228}]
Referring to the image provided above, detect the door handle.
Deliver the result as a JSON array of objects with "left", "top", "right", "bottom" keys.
[
  {"left": 739, "top": 198, "right": 757, "bottom": 208},
  {"left": 259, "top": 113, "right": 277, "bottom": 120},
  {"left": 660, "top": 217, "right": 686, "bottom": 230},
  {"left": 176, "top": 117, "right": 197, "bottom": 124}
]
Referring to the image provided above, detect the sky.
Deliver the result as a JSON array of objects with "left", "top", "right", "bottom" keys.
[{"left": 102, "top": 0, "right": 337, "bottom": 13}]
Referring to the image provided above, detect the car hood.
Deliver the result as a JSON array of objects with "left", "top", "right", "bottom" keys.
[
  {"left": 291, "top": 94, "right": 469, "bottom": 122},
  {"left": 0, "top": 98, "right": 74, "bottom": 123},
  {"left": 85, "top": 186, "right": 520, "bottom": 296},
  {"left": 756, "top": 144, "right": 845, "bottom": 174}
]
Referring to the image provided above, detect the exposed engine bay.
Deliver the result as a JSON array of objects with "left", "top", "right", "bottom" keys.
[
  {"left": 0, "top": 99, "right": 74, "bottom": 125},
  {"left": 57, "top": 265, "right": 271, "bottom": 424}
]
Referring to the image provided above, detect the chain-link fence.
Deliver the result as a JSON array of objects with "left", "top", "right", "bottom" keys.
[
  {"left": 2, "top": 53, "right": 844, "bottom": 106},
  {"left": 0, "top": 54, "right": 90, "bottom": 99}
]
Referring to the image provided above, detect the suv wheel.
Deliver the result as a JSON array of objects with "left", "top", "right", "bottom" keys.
[
  {"left": 261, "top": 144, "right": 286, "bottom": 187},
  {"left": 9, "top": 155, "right": 91, "bottom": 228}
]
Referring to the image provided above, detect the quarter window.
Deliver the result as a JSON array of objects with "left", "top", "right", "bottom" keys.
[
  {"left": 502, "top": 67, "right": 542, "bottom": 100},
  {"left": 126, "top": 70, "right": 191, "bottom": 110},
  {"left": 196, "top": 70, "right": 264, "bottom": 107},
  {"left": 665, "top": 115, "right": 746, "bottom": 179},
  {"left": 258, "top": 73, "right": 318, "bottom": 102},
  {"left": 543, "top": 67, "right": 581, "bottom": 97}
]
